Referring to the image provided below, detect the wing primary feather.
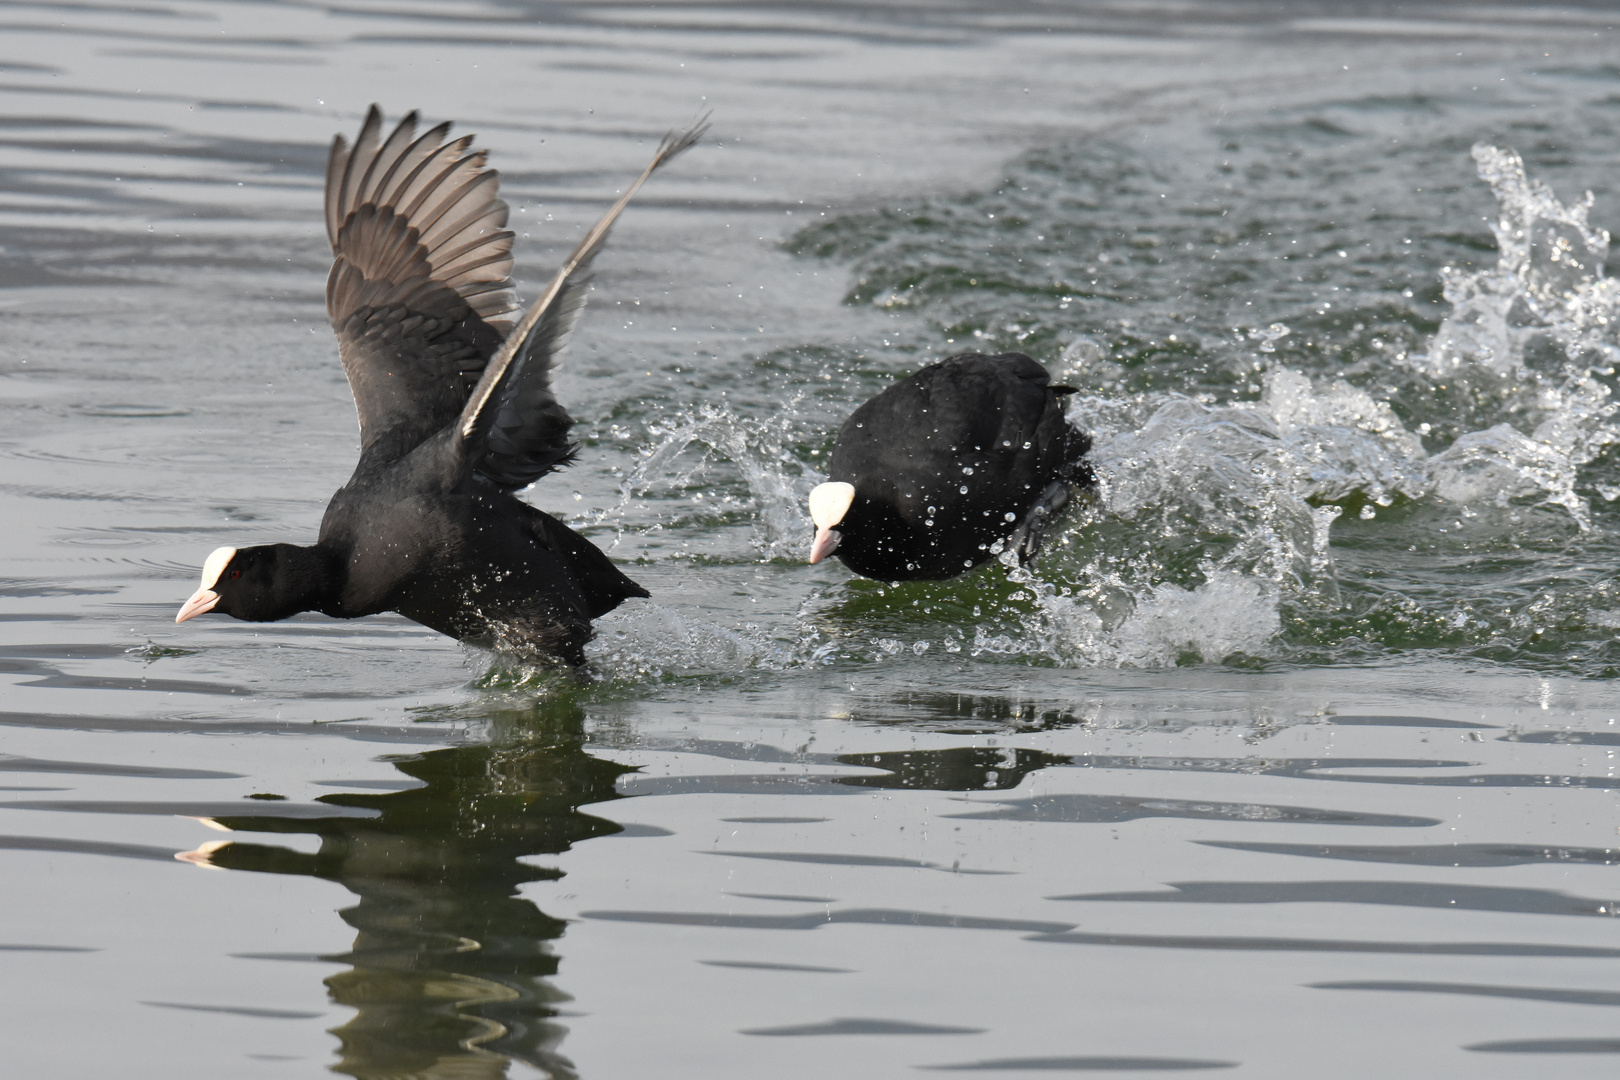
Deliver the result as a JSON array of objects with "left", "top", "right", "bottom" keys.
[
  {"left": 417, "top": 171, "right": 504, "bottom": 252},
  {"left": 373, "top": 121, "right": 452, "bottom": 208},
  {"left": 325, "top": 133, "right": 351, "bottom": 248},
  {"left": 442, "top": 248, "right": 515, "bottom": 290},
  {"left": 458, "top": 111, "right": 711, "bottom": 446},
  {"left": 434, "top": 225, "right": 513, "bottom": 274},
  {"left": 425, "top": 202, "right": 509, "bottom": 259},
  {"left": 337, "top": 106, "right": 383, "bottom": 240},
  {"left": 326, "top": 108, "right": 520, "bottom": 454},
  {"left": 354, "top": 109, "right": 418, "bottom": 208},
  {"left": 398, "top": 138, "right": 479, "bottom": 221}
]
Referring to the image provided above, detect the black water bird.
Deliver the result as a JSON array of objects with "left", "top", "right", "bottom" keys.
[
  {"left": 177, "top": 106, "right": 707, "bottom": 666},
  {"left": 807, "top": 351, "right": 1093, "bottom": 581}
]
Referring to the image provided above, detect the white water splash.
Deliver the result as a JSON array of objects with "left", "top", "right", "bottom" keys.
[
  {"left": 1006, "top": 564, "right": 1281, "bottom": 668},
  {"left": 595, "top": 145, "right": 1619, "bottom": 674},
  {"left": 1426, "top": 144, "right": 1617, "bottom": 378},
  {"left": 1262, "top": 368, "right": 1429, "bottom": 505},
  {"left": 1026, "top": 144, "right": 1620, "bottom": 663},
  {"left": 1416, "top": 144, "right": 1620, "bottom": 526},
  {"left": 1099, "top": 572, "right": 1281, "bottom": 666},
  {"left": 1074, "top": 384, "right": 1347, "bottom": 597},
  {"left": 600, "top": 404, "right": 816, "bottom": 557}
]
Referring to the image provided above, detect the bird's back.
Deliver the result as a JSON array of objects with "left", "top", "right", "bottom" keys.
[
  {"left": 832, "top": 352, "right": 1077, "bottom": 515},
  {"left": 828, "top": 352, "right": 1090, "bottom": 579}
]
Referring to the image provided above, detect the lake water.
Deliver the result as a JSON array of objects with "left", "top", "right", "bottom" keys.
[{"left": 4, "top": 1, "right": 1620, "bottom": 1076}]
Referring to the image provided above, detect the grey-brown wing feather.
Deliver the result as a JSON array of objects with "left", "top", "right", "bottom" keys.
[
  {"left": 457, "top": 113, "right": 710, "bottom": 490},
  {"left": 325, "top": 106, "right": 517, "bottom": 460},
  {"left": 476, "top": 271, "right": 591, "bottom": 488}
]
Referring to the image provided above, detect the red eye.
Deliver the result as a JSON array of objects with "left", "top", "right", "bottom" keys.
[{"left": 229, "top": 569, "right": 241, "bottom": 580}]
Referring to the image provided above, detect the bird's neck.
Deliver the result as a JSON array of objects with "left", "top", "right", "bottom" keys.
[{"left": 271, "top": 543, "right": 347, "bottom": 619}]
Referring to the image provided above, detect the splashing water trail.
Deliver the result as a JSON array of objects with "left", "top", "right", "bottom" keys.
[
  {"left": 1005, "top": 555, "right": 1284, "bottom": 668},
  {"left": 1426, "top": 145, "right": 1617, "bottom": 379},
  {"left": 936, "top": 144, "right": 1620, "bottom": 667},
  {"left": 620, "top": 140, "right": 1620, "bottom": 675},
  {"left": 599, "top": 404, "right": 818, "bottom": 558},
  {"left": 1417, "top": 144, "right": 1620, "bottom": 525}
]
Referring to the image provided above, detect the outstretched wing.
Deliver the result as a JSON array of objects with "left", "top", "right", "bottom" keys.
[
  {"left": 325, "top": 106, "right": 516, "bottom": 459},
  {"left": 472, "top": 255, "right": 591, "bottom": 488},
  {"left": 458, "top": 113, "right": 710, "bottom": 490}
]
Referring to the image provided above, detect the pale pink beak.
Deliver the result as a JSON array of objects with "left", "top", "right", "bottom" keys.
[
  {"left": 175, "top": 588, "right": 220, "bottom": 623},
  {"left": 809, "top": 526, "right": 842, "bottom": 565}
]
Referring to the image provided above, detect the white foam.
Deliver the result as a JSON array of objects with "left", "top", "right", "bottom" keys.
[
  {"left": 1103, "top": 574, "right": 1281, "bottom": 667},
  {"left": 600, "top": 403, "right": 817, "bottom": 558},
  {"left": 1406, "top": 143, "right": 1620, "bottom": 526}
]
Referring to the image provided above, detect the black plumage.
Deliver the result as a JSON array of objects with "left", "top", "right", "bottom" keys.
[
  {"left": 177, "top": 106, "right": 707, "bottom": 666},
  {"left": 808, "top": 352, "right": 1094, "bottom": 581}
]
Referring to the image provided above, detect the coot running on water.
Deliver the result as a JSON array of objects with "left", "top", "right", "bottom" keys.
[
  {"left": 176, "top": 106, "right": 707, "bottom": 666},
  {"left": 807, "top": 352, "right": 1094, "bottom": 581}
]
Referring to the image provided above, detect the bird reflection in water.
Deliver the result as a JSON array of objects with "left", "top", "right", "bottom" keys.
[{"left": 179, "top": 700, "right": 632, "bottom": 1080}]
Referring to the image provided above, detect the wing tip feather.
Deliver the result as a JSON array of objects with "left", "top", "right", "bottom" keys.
[
  {"left": 657, "top": 110, "right": 712, "bottom": 165},
  {"left": 328, "top": 106, "right": 516, "bottom": 332}
]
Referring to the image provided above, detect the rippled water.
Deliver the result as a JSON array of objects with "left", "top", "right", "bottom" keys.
[{"left": 5, "top": 2, "right": 1620, "bottom": 1077}]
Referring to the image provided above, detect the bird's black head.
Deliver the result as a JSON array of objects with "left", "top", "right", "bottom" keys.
[{"left": 176, "top": 544, "right": 333, "bottom": 624}]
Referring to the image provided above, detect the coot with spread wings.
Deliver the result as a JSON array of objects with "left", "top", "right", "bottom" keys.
[{"left": 177, "top": 106, "right": 705, "bottom": 666}]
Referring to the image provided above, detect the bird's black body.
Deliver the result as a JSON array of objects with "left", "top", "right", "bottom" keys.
[
  {"left": 824, "top": 352, "right": 1093, "bottom": 581},
  {"left": 179, "top": 107, "right": 704, "bottom": 667},
  {"left": 310, "top": 434, "right": 646, "bottom": 665}
]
